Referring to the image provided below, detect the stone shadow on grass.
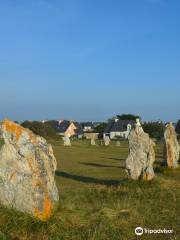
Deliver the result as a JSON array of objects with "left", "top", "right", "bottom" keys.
[
  {"left": 79, "top": 162, "right": 125, "bottom": 169},
  {"left": 55, "top": 171, "right": 121, "bottom": 186},
  {"left": 101, "top": 157, "right": 125, "bottom": 161}
]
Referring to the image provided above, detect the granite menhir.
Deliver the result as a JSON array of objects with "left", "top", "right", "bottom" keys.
[{"left": 0, "top": 119, "right": 59, "bottom": 221}]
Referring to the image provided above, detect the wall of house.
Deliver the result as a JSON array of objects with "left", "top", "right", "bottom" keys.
[
  {"left": 110, "top": 131, "right": 129, "bottom": 139},
  {"left": 84, "top": 133, "right": 99, "bottom": 140},
  {"left": 110, "top": 124, "right": 132, "bottom": 139},
  {"left": 84, "top": 126, "right": 93, "bottom": 132},
  {"left": 64, "top": 123, "right": 77, "bottom": 137}
]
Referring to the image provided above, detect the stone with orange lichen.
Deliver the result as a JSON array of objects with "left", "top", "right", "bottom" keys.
[
  {"left": 164, "top": 123, "right": 179, "bottom": 168},
  {"left": 2, "top": 119, "right": 36, "bottom": 144},
  {"left": 34, "top": 193, "right": 53, "bottom": 221},
  {"left": 0, "top": 119, "right": 59, "bottom": 221},
  {"left": 126, "top": 119, "right": 156, "bottom": 180}
]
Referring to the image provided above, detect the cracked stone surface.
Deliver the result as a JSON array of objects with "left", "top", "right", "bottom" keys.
[
  {"left": 126, "top": 122, "right": 156, "bottom": 180},
  {"left": 0, "top": 119, "right": 59, "bottom": 221}
]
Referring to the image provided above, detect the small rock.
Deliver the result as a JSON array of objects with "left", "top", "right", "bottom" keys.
[
  {"left": 104, "top": 136, "right": 110, "bottom": 146},
  {"left": 63, "top": 136, "right": 71, "bottom": 146},
  {"left": 91, "top": 139, "right": 96, "bottom": 146}
]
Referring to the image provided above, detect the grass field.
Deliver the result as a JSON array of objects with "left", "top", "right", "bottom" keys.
[{"left": 0, "top": 139, "right": 180, "bottom": 240}]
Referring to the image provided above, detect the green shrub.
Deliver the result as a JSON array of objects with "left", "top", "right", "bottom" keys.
[{"left": 21, "top": 121, "right": 60, "bottom": 141}]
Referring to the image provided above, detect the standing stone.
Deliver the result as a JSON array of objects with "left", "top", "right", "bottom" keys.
[
  {"left": 116, "top": 141, "right": 121, "bottom": 147},
  {"left": 0, "top": 119, "right": 59, "bottom": 221},
  {"left": 91, "top": 139, "right": 96, "bottom": 146},
  {"left": 164, "top": 122, "right": 179, "bottom": 168},
  {"left": 104, "top": 136, "right": 110, "bottom": 146},
  {"left": 126, "top": 120, "right": 156, "bottom": 180},
  {"left": 63, "top": 136, "right": 71, "bottom": 146}
]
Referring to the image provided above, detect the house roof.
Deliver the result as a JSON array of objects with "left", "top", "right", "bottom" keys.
[
  {"left": 46, "top": 120, "right": 84, "bottom": 135},
  {"left": 58, "top": 120, "right": 71, "bottom": 133},
  {"left": 46, "top": 120, "right": 71, "bottom": 133},
  {"left": 104, "top": 121, "right": 114, "bottom": 133},
  {"left": 104, "top": 120, "right": 135, "bottom": 133},
  {"left": 74, "top": 122, "right": 84, "bottom": 135}
]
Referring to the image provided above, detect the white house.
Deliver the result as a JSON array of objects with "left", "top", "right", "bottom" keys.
[{"left": 103, "top": 119, "right": 135, "bottom": 139}]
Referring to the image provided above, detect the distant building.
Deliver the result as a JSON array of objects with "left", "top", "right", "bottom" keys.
[
  {"left": 46, "top": 120, "right": 83, "bottom": 138},
  {"left": 103, "top": 118, "right": 135, "bottom": 139},
  {"left": 57, "top": 120, "right": 77, "bottom": 137},
  {"left": 84, "top": 132, "right": 99, "bottom": 140},
  {"left": 81, "top": 122, "right": 94, "bottom": 132},
  {"left": 41, "top": 120, "right": 48, "bottom": 123}
]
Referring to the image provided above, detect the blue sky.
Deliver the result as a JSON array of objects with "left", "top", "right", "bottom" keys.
[{"left": 0, "top": 0, "right": 179, "bottom": 122}]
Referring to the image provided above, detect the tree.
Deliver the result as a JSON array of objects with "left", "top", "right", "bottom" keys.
[
  {"left": 21, "top": 121, "right": 60, "bottom": 140},
  {"left": 94, "top": 122, "right": 107, "bottom": 136},
  {"left": 116, "top": 114, "right": 141, "bottom": 121},
  {"left": 142, "top": 121, "right": 165, "bottom": 139},
  {"left": 175, "top": 120, "right": 180, "bottom": 135}
]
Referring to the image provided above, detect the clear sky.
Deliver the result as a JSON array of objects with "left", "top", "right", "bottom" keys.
[{"left": 0, "top": 0, "right": 179, "bottom": 122}]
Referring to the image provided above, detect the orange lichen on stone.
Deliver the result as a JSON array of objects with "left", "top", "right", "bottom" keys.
[
  {"left": 34, "top": 193, "right": 53, "bottom": 221},
  {"left": 0, "top": 118, "right": 58, "bottom": 221},
  {"left": 26, "top": 156, "right": 34, "bottom": 172},
  {"left": 143, "top": 172, "right": 152, "bottom": 181},
  {"left": 143, "top": 172, "right": 148, "bottom": 180},
  {"left": 2, "top": 119, "right": 36, "bottom": 143}
]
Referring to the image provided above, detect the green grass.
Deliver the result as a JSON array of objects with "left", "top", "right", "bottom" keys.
[{"left": 0, "top": 140, "right": 180, "bottom": 240}]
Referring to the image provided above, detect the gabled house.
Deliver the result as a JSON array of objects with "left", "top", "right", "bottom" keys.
[
  {"left": 46, "top": 120, "right": 83, "bottom": 138},
  {"left": 57, "top": 120, "right": 77, "bottom": 137},
  {"left": 104, "top": 119, "right": 135, "bottom": 139}
]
